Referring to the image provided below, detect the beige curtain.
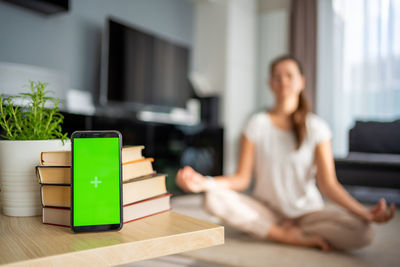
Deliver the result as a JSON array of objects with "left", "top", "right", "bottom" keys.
[{"left": 290, "top": 0, "right": 317, "bottom": 111}]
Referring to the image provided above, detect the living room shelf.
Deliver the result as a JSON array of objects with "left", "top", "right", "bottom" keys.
[{"left": 0, "top": 211, "right": 224, "bottom": 266}]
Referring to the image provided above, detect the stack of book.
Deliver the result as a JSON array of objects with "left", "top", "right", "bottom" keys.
[{"left": 36, "top": 146, "right": 171, "bottom": 227}]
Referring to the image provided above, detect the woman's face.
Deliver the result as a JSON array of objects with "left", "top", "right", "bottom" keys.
[{"left": 269, "top": 59, "right": 305, "bottom": 100}]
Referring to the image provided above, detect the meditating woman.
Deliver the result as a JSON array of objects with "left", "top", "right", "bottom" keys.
[{"left": 176, "top": 55, "right": 395, "bottom": 251}]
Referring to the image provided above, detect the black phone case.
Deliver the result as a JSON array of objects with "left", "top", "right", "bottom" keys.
[{"left": 70, "top": 130, "right": 123, "bottom": 233}]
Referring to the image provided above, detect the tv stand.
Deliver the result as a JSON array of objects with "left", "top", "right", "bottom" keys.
[
  {"left": 137, "top": 109, "right": 198, "bottom": 126},
  {"left": 62, "top": 111, "right": 223, "bottom": 194}
]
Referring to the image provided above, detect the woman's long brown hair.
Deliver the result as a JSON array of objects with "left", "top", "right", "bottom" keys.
[{"left": 270, "top": 55, "right": 310, "bottom": 149}]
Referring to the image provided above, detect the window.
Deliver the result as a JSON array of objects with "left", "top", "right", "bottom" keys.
[{"left": 317, "top": 0, "right": 400, "bottom": 156}]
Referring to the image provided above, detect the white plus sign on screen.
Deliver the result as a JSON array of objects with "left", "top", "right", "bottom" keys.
[{"left": 90, "top": 177, "right": 102, "bottom": 188}]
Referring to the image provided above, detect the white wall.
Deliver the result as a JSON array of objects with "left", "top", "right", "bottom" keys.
[
  {"left": 256, "top": 0, "right": 290, "bottom": 111},
  {"left": 192, "top": 1, "right": 227, "bottom": 98},
  {"left": 0, "top": 0, "right": 194, "bottom": 99},
  {"left": 223, "top": 0, "right": 257, "bottom": 174},
  {"left": 256, "top": 9, "right": 290, "bottom": 110},
  {"left": 191, "top": 0, "right": 291, "bottom": 174},
  {"left": 192, "top": 0, "right": 257, "bottom": 174}
]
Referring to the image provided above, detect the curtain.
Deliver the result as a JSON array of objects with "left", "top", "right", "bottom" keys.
[
  {"left": 290, "top": 0, "right": 318, "bottom": 110},
  {"left": 317, "top": 0, "right": 400, "bottom": 156}
]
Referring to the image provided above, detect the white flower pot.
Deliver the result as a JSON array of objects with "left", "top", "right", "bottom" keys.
[{"left": 0, "top": 139, "right": 71, "bottom": 216}]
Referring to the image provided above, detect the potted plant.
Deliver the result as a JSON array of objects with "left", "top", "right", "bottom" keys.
[{"left": 0, "top": 81, "right": 70, "bottom": 216}]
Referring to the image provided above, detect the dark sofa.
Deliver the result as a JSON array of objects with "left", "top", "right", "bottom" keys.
[{"left": 335, "top": 119, "right": 400, "bottom": 189}]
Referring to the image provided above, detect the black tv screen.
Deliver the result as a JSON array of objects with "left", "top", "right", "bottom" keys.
[{"left": 103, "top": 18, "right": 192, "bottom": 109}]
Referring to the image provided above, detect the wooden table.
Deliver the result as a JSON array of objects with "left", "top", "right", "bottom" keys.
[{"left": 0, "top": 211, "right": 224, "bottom": 266}]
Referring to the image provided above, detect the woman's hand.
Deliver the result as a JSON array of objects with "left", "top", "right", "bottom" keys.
[
  {"left": 176, "top": 166, "right": 207, "bottom": 193},
  {"left": 366, "top": 198, "right": 395, "bottom": 223},
  {"left": 314, "top": 141, "right": 396, "bottom": 224}
]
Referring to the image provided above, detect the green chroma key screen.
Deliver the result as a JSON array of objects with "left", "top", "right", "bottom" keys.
[{"left": 73, "top": 137, "right": 121, "bottom": 226}]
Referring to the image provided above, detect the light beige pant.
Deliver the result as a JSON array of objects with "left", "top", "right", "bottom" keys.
[{"left": 204, "top": 188, "right": 374, "bottom": 250}]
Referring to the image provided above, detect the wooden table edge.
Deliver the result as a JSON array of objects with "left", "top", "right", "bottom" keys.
[{"left": 1, "top": 213, "right": 224, "bottom": 267}]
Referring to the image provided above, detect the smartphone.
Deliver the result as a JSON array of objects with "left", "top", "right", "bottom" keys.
[{"left": 71, "top": 130, "right": 123, "bottom": 233}]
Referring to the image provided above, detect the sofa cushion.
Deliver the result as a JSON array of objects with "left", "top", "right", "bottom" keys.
[{"left": 349, "top": 120, "right": 400, "bottom": 154}]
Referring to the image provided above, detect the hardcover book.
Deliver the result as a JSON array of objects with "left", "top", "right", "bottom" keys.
[
  {"left": 36, "top": 157, "right": 155, "bottom": 183},
  {"left": 40, "top": 174, "right": 167, "bottom": 208},
  {"left": 40, "top": 145, "right": 145, "bottom": 166},
  {"left": 42, "top": 194, "right": 172, "bottom": 227}
]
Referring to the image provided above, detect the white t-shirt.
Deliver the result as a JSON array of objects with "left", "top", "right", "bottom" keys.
[{"left": 243, "top": 112, "right": 332, "bottom": 218}]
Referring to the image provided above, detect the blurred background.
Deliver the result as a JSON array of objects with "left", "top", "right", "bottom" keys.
[{"left": 0, "top": 0, "right": 399, "bottom": 202}]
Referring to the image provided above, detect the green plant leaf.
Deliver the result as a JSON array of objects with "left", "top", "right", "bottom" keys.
[{"left": 0, "top": 81, "right": 69, "bottom": 141}]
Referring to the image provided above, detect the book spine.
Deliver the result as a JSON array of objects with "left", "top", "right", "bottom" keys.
[
  {"left": 42, "top": 222, "right": 70, "bottom": 228},
  {"left": 42, "top": 209, "right": 171, "bottom": 227},
  {"left": 35, "top": 166, "right": 42, "bottom": 184},
  {"left": 123, "top": 209, "right": 171, "bottom": 224},
  {"left": 40, "top": 152, "right": 44, "bottom": 166},
  {"left": 123, "top": 193, "right": 172, "bottom": 207},
  {"left": 123, "top": 157, "right": 154, "bottom": 165}
]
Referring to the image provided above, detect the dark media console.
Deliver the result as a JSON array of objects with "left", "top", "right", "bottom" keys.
[{"left": 62, "top": 110, "right": 223, "bottom": 194}]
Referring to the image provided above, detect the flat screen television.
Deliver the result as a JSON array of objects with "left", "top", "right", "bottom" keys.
[{"left": 100, "top": 18, "right": 193, "bottom": 111}]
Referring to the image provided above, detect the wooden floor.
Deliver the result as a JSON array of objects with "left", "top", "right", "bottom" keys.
[{"left": 171, "top": 194, "right": 400, "bottom": 267}]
